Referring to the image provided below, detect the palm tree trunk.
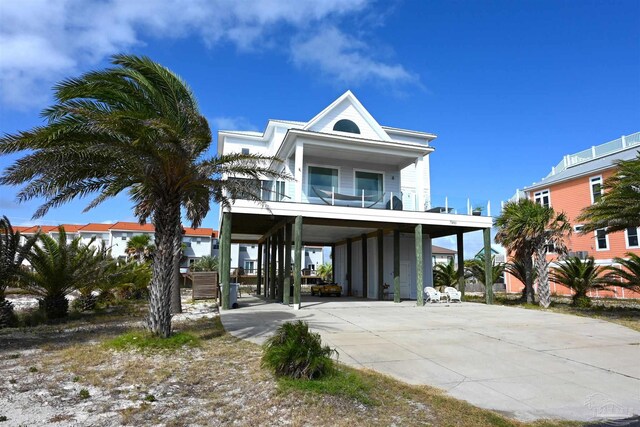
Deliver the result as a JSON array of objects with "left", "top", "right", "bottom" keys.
[
  {"left": 171, "top": 254, "right": 182, "bottom": 314},
  {"left": 524, "top": 256, "right": 534, "bottom": 304},
  {"left": 535, "top": 246, "right": 550, "bottom": 308},
  {"left": 148, "top": 197, "right": 181, "bottom": 337}
]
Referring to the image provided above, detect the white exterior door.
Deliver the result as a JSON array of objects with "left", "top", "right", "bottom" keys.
[{"left": 400, "top": 261, "right": 411, "bottom": 298}]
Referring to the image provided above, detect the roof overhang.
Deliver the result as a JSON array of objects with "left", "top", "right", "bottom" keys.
[{"left": 274, "top": 129, "right": 434, "bottom": 169}]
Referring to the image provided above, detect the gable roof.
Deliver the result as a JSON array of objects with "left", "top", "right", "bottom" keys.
[
  {"left": 79, "top": 223, "right": 113, "bottom": 232},
  {"left": 184, "top": 227, "right": 216, "bottom": 237},
  {"left": 303, "top": 90, "right": 392, "bottom": 142},
  {"left": 110, "top": 222, "right": 155, "bottom": 232},
  {"left": 432, "top": 245, "right": 457, "bottom": 255}
]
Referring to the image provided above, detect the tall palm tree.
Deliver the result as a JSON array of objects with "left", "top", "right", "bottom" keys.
[
  {"left": 0, "top": 55, "right": 287, "bottom": 337},
  {"left": 464, "top": 256, "right": 505, "bottom": 304},
  {"left": 605, "top": 253, "right": 640, "bottom": 294},
  {"left": 577, "top": 153, "right": 640, "bottom": 233},
  {"left": 126, "top": 234, "right": 154, "bottom": 264},
  {"left": 495, "top": 199, "right": 571, "bottom": 308},
  {"left": 504, "top": 259, "right": 538, "bottom": 302},
  {"left": 433, "top": 260, "right": 458, "bottom": 291},
  {"left": 18, "top": 227, "right": 108, "bottom": 319},
  {"left": 0, "top": 217, "right": 39, "bottom": 327},
  {"left": 550, "top": 257, "right": 610, "bottom": 306}
]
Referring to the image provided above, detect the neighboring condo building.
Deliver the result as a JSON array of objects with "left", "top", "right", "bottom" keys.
[
  {"left": 507, "top": 132, "right": 640, "bottom": 299},
  {"left": 15, "top": 222, "right": 218, "bottom": 268}
]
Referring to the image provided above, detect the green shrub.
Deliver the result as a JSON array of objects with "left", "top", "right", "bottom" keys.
[
  {"left": 144, "top": 394, "right": 156, "bottom": 402},
  {"left": 262, "top": 320, "right": 336, "bottom": 379},
  {"left": 574, "top": 296, "right": 592, "bottom": 308},
  {"left": 0, "top": 415, "right": 7, "bottom": 422},
  {"left": 79, "top": 389, "right": 90, "bottom": 399}
]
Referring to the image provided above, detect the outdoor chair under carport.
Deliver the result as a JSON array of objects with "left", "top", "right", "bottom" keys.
[
  {"left": 423, "top": 286, "right": 443, "bottom": 304},
  {"left": 444, "top": 286, "right": 461, "bottom": 303}
]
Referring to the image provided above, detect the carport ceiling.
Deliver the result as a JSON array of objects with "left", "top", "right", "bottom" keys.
[{"left": 229, "top": 212, "right": 484, "bottom": 244}]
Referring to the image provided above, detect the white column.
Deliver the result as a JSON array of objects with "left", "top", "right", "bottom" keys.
[
  {"left": 415, "top": 156, "right": 426, "bottom": 211},
  {"left": 294, "top": 141, "right": 304, "bottom": 203}
]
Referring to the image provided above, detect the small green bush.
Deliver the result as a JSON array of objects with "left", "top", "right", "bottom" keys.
[
  {"left": 574, "top": 296, "right": 592, "bottom": 308},
  {"left": 262, "top": 320, "right": 336, "bottom": 379},
  {"left": 79, "top": 389, "right": 90, "bottom": 399},
  {"left": 144, "top": 394, "right": 156, "bottom": 402},
  {"left": 105, "top": 331, "right": 200, "bottom": 352},
  {"left": 0, "top": 415, "right": 8, "bottom": 422},
  {"left": 28, "top": 366, "right": 38, "bottom": 373}
]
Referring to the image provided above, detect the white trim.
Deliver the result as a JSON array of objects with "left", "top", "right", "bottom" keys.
[
  {"left": 353, "top": 168, "right": 385, "bottom": 197},
  {"left": 534, "top": 189, "right": 551, "bottom": 208},
  {"left": 595, "top": 229, "right": 609, "bottom": 251},
  {"left": 306, "top": 163, "right": 341, "bottom": 197},
  {"left": 573, "top": 224, "right": 584, "bottom": 233},
  {"left": 625, "top": 226, "right": 640, "bottom": 249},
  {"left": 589, "top": 175, "right": 603, "bottom": 205}
]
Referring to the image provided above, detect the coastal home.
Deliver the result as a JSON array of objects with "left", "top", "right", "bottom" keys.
[
  {"left": 217, "top": 90, "right": 493, "bottom": 308},
  {"left": 507, "top": 132, "right": 640, "bottom": 299},
  {"left": 432, "top": 245, "right": 457, "bottom": 266}
]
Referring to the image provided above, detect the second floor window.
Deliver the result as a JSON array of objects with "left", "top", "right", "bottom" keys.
[
  {"left": 627, "top": 227, "right": 639, "bottom": 248},
  {"left": 595, "top": 229, "right": 608, "bottom": 250},
  {"left": 355, "top": 171, "right": 383, "bottom": 198},
  {"left": 590, "top": 176, "right": 603, "bottom": 204},
  {"left": 534, "top": 190, "right": 550, "bottom": 208},
  {"left": 308, "top": 166, "right": 338, "bottom": 194}
]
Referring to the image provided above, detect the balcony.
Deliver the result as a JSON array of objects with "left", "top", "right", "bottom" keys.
[{"left": 236, "top": 181, "right": 493, "bottom": 217}]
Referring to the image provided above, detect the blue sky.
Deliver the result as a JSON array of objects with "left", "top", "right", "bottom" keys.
[{"left": 1, "top": 0, "right": 638, "bottom": 257}]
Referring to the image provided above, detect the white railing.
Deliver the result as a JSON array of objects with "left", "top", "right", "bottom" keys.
[{"left": 547, "top": 132, "right": 640, "bottom": 177}]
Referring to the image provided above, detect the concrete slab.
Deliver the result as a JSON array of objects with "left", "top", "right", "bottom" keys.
[{"left": 221, "top": 295, "right": 640, "bottom": 422}]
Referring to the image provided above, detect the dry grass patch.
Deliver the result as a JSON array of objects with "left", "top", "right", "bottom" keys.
[{"left": 0, "top": 312, "right": 581, "bottom": 426}]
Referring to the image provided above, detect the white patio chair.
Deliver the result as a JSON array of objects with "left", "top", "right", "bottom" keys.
[
  {"left": 444, "top": 286, "right": 461, "bottom": 303},
  {"left": 423, "top": 286, "right": 443, "bottom": 304}
]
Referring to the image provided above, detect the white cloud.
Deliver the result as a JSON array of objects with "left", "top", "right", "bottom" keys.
[
  {"left": 210, "top": 116, "right": 259, "bottom": 132},
  {"left": 291, "top": 26, "right": 417, "bottom": 87},
  {"left": 0, "top": 0, "right": 415, "bottom": 109}
]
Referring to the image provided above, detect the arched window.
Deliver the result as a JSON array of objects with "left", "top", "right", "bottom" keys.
[{"left": 333, "top": 119, "right": 360, "bottom": 134}]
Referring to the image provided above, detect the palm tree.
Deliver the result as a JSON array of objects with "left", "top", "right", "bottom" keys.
[
  {"left": 0, "top": 217, "right": 39, "bottom": 327},
  {"left": 504, "top": 259, "right": 538, "bottom": 302},
  {"left": 18, "top": 227, "right": 108, "bottom": 319},
  {"left": 550, "top": 257, "right": 610, "bottom": 306},
  {"left": 191, "top": 255, "right": 218, "bottom": 272},
  {"left": 605, "top": 253, "right": 640, "bottom": 294},
  {"left": 0, "top": 55, "right": 287, "bottom": 337},
  {"left": 126, "top": 234, "right": 154, "bottom": 264},
  {"left": 577, "top": 153, "right": 640, "bottom": 233},
  {"left": 495, "top": 199, "right": 571, "bottom": 308},
  {"left": 433, "top": 260, "right": 458, "bottom": 291},
  {"left": 464, "top": 256, "right": 505, "bottom": 304},
  {"left": 316, "top": 262, "right": 332, "bottom": 282}
]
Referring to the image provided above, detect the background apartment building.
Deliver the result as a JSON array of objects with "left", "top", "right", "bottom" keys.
[{"left": 508, "top": 132, "right": 640, "bottom": 299}]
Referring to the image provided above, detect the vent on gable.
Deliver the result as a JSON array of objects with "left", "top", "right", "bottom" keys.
[{"left": 333, "top": 119, "right": 360, "bottom": 134}]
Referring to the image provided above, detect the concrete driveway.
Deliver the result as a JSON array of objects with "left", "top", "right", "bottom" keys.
[{"left": 220, "top": 296, "right": 640, "bottom": 423}]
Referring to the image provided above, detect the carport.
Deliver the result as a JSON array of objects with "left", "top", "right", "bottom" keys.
[{"left": 218, "top": 201, "right": 493, "bottom": 310}]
